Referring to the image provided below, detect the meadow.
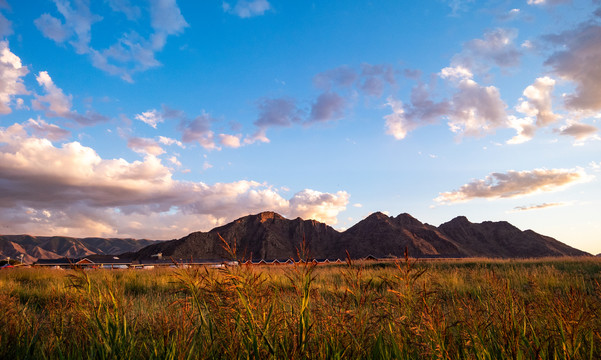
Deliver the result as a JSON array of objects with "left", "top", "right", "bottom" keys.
[{"left": 1, "top": 255, "right": 600, "bottom": 359}]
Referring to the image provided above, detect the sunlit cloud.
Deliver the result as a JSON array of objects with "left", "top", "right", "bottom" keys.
[
  {"left": 435, "top": 168, "right": 590, "bottom": 204},
  {"left": 135, "top": 109, "right": 163, "bottom": 129},
  {"left": 516, "top": 76, "right": 558, "bottom": 127},
  {"left": 0, "top": 126, "right": 349, "bottom": 238},
  {"left": 0, "top": 41, "right": 29, "bottom": 115}
]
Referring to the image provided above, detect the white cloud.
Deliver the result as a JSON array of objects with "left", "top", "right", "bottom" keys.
[
  {"left": 506, "top": 116, "right": 536, "bottom": 144},
  {"left": 158, "top": 136, "right": 184, "bottom": 148},
  {"left": 223, "top": 0, "right": 271, "bottom": 18},
  {"left": 32, "top": 71, "right": 108, "bottom": 125},
  {"left": 135, "top": 109, "right": 163, "bottom": 129},
  {"left": 384, "top": 97, "right": 409, "bottom": 140},
  {"left": 0, "top": 41, "right": 29, "bottom": 115},
  {"left": 219, "top": 133, "right": 242, "bottom": 148},
  {"left": 0, "top": 126, "right": 350, "bottom": 238},
  {"left": 440, "top": 65, "right": 473, "bottom": 80},
  {"left": 33, "top": 71, "right": 71, "bottom": 116},
  {"left": 288, "top": 189, "right": 349, "bottom": 225},
  {"left": 516, "top": 76, "right": 558, "bottom": 127},
  {"left": 446, "top": 78, "right": 508, "bottom": 137},
  {"left": 435, "top": 168, "right": 589, "bottom": 204}
]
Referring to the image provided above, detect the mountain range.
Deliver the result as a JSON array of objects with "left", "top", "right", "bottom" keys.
[
  {"left": 0, "top": 235, "right": 159, "bottom": 263},
  {"left": 1, "top": 211, "right": 590, "bottom": 262},
  {"left": 130, "top": 211, "right": 589, "bottom": 260}
]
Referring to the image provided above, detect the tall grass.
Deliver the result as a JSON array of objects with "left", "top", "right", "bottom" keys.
[{"left": 0, "top": 256, "right": 600, "bottom": 359}]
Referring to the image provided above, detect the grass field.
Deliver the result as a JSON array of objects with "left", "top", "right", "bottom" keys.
[{"left": 1, "top": 256, "right": 600, "bottom": 359}]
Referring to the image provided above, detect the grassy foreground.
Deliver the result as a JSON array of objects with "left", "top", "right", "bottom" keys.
[{"left": 1, "top": 256, "right": 600, "bottom": 359}]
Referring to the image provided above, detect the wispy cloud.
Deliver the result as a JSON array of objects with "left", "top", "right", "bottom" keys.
[
  {"left": 35, "top": 0, "right": 188, "bottom": 82},
  {"left": 511, "top": 202, "right": 566, "bottom": 212},
  {"left": 223, "top": 0, "right": 271, "bottom": 18},
  {"left": 32, "top": 71, "right": 108, "bottom": 126}
]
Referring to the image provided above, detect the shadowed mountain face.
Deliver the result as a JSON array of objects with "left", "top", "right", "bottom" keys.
[
  {"left": 133, "top": 211, "right": 342, "bottom": 261},
  {"left": 437, "top": 216, "right": 588, "bottom": 258},
  {"left": 341, "top": 212, "right": 465, "bottom": 258},
  {"left": 0, "top": 235, "right": 160, "bottom": 263},
  {"left": 131, "top": 211, "right": 590, "bottom": 260}
]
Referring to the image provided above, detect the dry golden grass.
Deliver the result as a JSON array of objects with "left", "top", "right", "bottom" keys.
[{"left": 0, "top": 256, "right": 600, "bottom": 359}]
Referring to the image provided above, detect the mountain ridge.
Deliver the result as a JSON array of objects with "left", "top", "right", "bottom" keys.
[
  {"left": 2, "top": 211, "right": 591, "bottom": 262},
  {"left": 131, "top": 211, "right": 590, "bottom": 260}
]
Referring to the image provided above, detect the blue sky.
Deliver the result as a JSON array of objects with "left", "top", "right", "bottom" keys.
[{"left": 0, "top": 0, "right": 600, "bottom": 254}]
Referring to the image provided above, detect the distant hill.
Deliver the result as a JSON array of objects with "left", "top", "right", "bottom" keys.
[
  {"left": 130, "top": 211, "right": 590, "bottom": 260},
  {"left": 0, "top": 235, "right": 161, "bottom": 263}
]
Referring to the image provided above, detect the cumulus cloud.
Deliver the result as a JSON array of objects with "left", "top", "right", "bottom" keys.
[
  {"left": 545, "top": 21, "right": 601, "bottom": 112},
  {"left": 32, "top": 71, "right": 108, "bottom": 125},
  {"left": 219, "top": 133, "right": 242, "bottom": 148},
  {"left": 516, "top": 76, "right": 559, "bottom": 127},
  {"left": 435, "top": 168, "right": 589, "bottom": 204},
  {"left": 223, "top": 0, "right": 271, "bottom": 18},
  {"left": 506, "top": 116, "right": 536, "bottom": 144},
  {"left": 288, "top": 189, "right": 349, "bottom": 225},
  {"left": 0, "top": 41, "right": 29, "bottom": 115},
  {"left": 0, "top": 126, "right": 348, "bottom": 238},
  {"left": 35, "top": 0, "right": 187, "bottom": 82},
  {"left": 127, "top": 137, "right": 165, "bottom": 156},
  {"left": 135, "top": 109, "right": 163, "bottom": 129},
  {"left": 445, "top": 75, "right": 508, "bottom": 137},
  {"left": 308, "top": 92, "right": 346, "bottom": 123}
]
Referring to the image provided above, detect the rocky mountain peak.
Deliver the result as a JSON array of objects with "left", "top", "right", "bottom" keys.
[{"left": 255, "top": 211, "right": 285, "bottom": 222}]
